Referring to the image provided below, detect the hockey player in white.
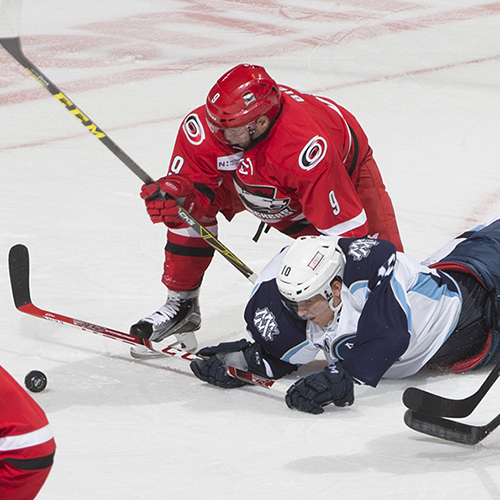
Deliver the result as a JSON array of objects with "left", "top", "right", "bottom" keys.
[{"left": 191, "top": 217, "right": 500, "bottom": 414}]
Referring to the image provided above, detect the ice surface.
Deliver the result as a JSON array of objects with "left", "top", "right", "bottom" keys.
[{"left": 2, "top": 0, "right": 500, "bottom": 498}]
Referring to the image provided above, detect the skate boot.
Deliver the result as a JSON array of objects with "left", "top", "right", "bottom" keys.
[
  {"left": 129, "top": 289, "right": 201, "bottom": 359},
  {"left": 130, "top": 288, "right": 201, "bottom": 341}
]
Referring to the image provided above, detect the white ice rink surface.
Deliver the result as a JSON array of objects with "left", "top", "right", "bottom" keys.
[{"left": 2, "top": 0, "right": 500, "bottom": 498}]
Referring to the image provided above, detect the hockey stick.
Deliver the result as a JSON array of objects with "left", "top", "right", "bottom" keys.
[
  {"left": 8, "top": 244, "right": 288, "bottom": 394},
  {"left": 402, "top": 361, "right": 500, "bottom": 418},
  {"left": 404, "top": 409, "right": 500, "bottom": 445},
  {"left": 0, "top": 0, "right": 257, "bottom": 284}
]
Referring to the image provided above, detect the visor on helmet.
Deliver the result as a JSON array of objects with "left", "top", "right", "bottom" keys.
[
  {"left": 206, "top": 120, "right": 257, "bottom": 147},
  {"left": 281, "top": 294, "right": 330, "bottom": 320}
]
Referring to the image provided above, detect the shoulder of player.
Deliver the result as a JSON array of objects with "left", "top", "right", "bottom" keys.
[
  {"left": 338, "top": 238, "right": 397, "bottom": 285},
  {"left": 174, "top": 105, "right": 224, "bottom": 152},
  {"left": 255, "top": 92, "right": 344, "bottom": 173}
]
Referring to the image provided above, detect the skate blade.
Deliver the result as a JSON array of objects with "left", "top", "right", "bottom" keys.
[{"left": 129, "top": 332, "right": 198, "bottom": 359}]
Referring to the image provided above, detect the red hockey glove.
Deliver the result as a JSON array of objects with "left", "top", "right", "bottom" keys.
[{"left": 140, "top": 175, "right": 209, "bottom": 228}]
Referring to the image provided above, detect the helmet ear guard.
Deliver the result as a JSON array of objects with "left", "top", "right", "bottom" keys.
[{"left": 276, "top": 236, "right": 346, "bottom": 303}]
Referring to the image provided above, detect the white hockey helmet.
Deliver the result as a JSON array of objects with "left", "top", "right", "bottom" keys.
[{"left": 277, "top": 236, "right": 345, "bottom": 302}]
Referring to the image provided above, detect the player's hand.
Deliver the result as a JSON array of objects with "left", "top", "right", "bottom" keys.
[
  {"left": 140, "top": 175, "right": 206, "bottom": 228},
  {"left": 190, "top": 356, "right": 248, "bottom": 389},
  {"left": 285, "top": 363, "right": 354, "bottom": 414},
  {"left": 190, "top": 339, "right": 255, "bottom": 389}
]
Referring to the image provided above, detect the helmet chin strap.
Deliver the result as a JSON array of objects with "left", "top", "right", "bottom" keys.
[
  {"left": 327, "top": 298, "right": 342, "bottom": 326},
  {"left": 246, "top": 122, "right": 256, "bottom": 137}
]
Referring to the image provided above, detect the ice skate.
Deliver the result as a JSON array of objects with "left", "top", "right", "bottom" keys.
[{"left": 130, "top": 288, "right": 201, "bottom": 341}]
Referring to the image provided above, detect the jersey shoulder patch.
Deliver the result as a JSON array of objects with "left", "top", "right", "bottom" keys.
[
  {"left": 253, "top": 307, "right": 280, "bottom": 341},
  {"left": 182, "top": 112, "right": 206, "bottom": 146},
  {"left": 298, "top": 135, "right": 328, "bottom": 171},
  {"left": 339, "top": 237, "right": 396, "bottom": 288}
]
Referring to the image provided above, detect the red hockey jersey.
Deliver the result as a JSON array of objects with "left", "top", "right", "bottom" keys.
[
  {"left": 0, "top": 366, "right": 55, "bottom": 500},
  {"left": 160, "top": 84, "right": 402, "bottom": 290},
  {"left": 167, "top": 85, "right": 396, "bottom": 241}
]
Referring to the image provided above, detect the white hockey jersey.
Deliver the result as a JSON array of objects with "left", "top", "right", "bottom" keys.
[{"left": 245, "top": 237, "right": 462, "bottom": 386}]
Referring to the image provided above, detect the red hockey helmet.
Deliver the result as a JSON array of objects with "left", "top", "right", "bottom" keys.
[{"left": 205, "top": 64, "right": 282, "bottom": 147}]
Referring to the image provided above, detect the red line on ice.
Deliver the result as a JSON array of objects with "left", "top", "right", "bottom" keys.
[{"left": 1, "top": 2, "right": 499, "bottom": 107}]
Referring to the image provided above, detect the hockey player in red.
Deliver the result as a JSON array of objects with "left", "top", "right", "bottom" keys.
[
  {"left": 130, "top": 64, "right": 403, "bottom": 353},
  {"left": 0, "top": 366, "right": 55, "bottom": 500}
]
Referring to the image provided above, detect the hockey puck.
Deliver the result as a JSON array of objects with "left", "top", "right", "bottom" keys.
[{"left": 24, "top": 370, "right": 47, "bottom": 393}]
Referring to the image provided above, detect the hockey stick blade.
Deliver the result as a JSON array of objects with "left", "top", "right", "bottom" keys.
[
  {"left": 402, "top": 361, "right": 500, "bottom": 418},
  {"left": 404, "top": 409, "right": 500, "bottom": 445},
  {"left": 8, "top": 244, "right": 283, "bottom": 392},
  {"left": 9, "top": 243, "right": 32, "bottom": 309},
  {"left": 0, "top": 0, "right": 256, "bottom": 284}
]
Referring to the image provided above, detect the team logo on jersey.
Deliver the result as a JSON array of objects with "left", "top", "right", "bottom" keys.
[
  {"left": 182, "top": 113, "right": 205, "bottom": 146},
  {"left": 299, "top": 135, "right": 327, "bottom": 171},
  {"left": 233, "top": 175, "right": 293, "bottom": 218},
  {"left": 254, "top": 308, "right": 280, "bottom": 341},
  {"left": 348, "top": 239, "right": 379, "bottom": 261}
]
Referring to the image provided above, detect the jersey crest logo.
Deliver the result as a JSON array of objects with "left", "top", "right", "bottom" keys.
[
  {"left": 348, "top": 238, "right": 379, "bottom": 261},
  {"left": 299, "top": 135, "right": 327, "bottom": 171},
  {"left": 233, "top": 175, "right": 293, "bottom": 219},
  {"left": 253, "top": 308, "right": 280, "bottom": 341},
  {"left": 182, "top": 113, "right": 205, "bottom": 146}
]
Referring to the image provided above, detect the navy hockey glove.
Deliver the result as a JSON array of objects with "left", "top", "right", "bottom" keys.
[
  {"left": 190, "top": 339, "right": 257, "bottom": 389},
  {"left": 285, "top": 363, "right": 354, "bottom": 415},
  {"left": 190, "top": 356, "right": 247, "bottom": 389}
]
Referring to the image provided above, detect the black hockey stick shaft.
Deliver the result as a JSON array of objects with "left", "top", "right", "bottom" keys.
[
  {"left": 0, "top": 33, "right": 256, "bottom": 283},
  {"left": 1, "top": 36, "right": 153, "bottom": 184},
  {"left": 404, "top": 409, "right": 500, "bottom": 445},
  {"left": 8, "top": 243, "right": 288, "bottom": 394},
  {"left": 402, "top": 361, "right": 500, "bottom": 418}
]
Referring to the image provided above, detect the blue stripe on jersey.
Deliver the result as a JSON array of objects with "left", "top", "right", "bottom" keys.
[
  {"left": 349, "top": 280, "right": 369, "bottom": 296},
  {"left": 410, "top": 272, "right": 460, "bottom": 301}
]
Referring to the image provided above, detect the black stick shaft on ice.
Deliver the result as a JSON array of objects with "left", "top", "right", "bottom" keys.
[
  {"left": 403, "top": 361, "right": 500, "bottom": 418},
  {"left": 404, "top": 409, "right": 500, "bottom": 445}
]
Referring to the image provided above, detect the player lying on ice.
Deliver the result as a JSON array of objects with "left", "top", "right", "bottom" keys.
[{"left": 190, "top": 216, "right": 500, "bottom": 414}]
